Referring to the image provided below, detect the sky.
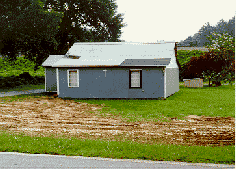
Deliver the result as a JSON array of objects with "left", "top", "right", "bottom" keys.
[{"left": 115, "top": 0, "right": 236, "bottom": 43}]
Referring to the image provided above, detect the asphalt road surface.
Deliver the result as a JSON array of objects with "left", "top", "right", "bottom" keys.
[
  {"left": 0, "top": 152, "right": 234, "bottom": 169},
  {"left": 0, "top": 89, "right": 45, "bottom": 98}
]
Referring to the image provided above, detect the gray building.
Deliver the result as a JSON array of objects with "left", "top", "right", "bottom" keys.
[{"left": 42, "top": 42, "right": 179, "bottom": 99}]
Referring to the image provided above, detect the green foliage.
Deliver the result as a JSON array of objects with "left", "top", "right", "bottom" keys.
[
  {"left": 0, "top": 56, "right": 45, "bottom": 88},
  {"left": 183, "top": 49, "right": 229, "bottom": 82},
  {"left": 177, "top": 50, "right": 207, "bottom": 68},
  {"left": 0, "top": 0, "right": 63, "bottom": 65},
  {"left": 176, "top": 50, "right": 208, "bottom": 80},
  {"left": 177, "top": 31, "right": 235, "bottom": 84},
  {"left": 0, "top": 56, "right": 44, "bottom": 76},
  {"left": 203, "top": 31, "right": 235, "bottom": 84}
]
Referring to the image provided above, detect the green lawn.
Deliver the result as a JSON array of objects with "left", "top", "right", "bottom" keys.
[
  {"left": 0, "top": 81, "right": 235, "bottom": 165},
  {"left": 69, "top": 81, "right": 235, "bottom": 123},
  {"left": 0, "top": 130, "right": 234, "bottom": 165}
]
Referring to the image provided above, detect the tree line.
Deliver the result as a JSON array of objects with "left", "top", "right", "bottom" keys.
[{"left": 177, "top": 16, "right": 235, "bottom": 47}]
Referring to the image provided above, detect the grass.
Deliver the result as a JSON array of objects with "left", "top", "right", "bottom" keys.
[
  {"left": 0, "top": 81, "right": 235, "bottom": 165},
  {"left": 0, "top": 130, "right": 234, "bottom": 165},
  {"left": 74, "top": 83, "right": 235, "bottom": 122}
]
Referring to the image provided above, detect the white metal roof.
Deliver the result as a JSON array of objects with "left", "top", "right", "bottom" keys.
[
  {"left": 42, "top": 42, "right": 178, "bottom": 68},
  {"left": 42, "top": 55, "right": 65, "bottom": 67}
]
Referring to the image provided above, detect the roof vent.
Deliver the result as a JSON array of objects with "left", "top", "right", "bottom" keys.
[
  {"left": 66, "top": 55, "right": 81, "bottom": 59},
  {"left": 157, "top": 40, "right": 164, "bottom": 43}
]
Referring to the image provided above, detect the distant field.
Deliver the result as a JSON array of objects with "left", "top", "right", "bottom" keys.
[{"left": 177, "top": 47, "right": 209, "bottom": 51}]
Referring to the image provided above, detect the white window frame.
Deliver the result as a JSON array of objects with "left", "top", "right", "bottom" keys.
[{"left": 67, "top": 69, "right": 79, "bottom": 87}]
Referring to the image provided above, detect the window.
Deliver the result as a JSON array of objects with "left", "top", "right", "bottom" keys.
[
  {"left": 67, "top": 69, "right": 79, "bottom": 87},
  {"left": 129, "top": 69, "right": 142, "bottom": 88}
]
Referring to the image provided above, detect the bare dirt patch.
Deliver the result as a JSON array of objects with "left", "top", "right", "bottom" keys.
[{"left": 0, "top": 96, "right": 234, "bottom": 146}]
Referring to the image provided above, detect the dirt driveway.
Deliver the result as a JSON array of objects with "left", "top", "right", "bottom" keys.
[{"left": 0, "top": 95, "right": 234, "bottom": 146}]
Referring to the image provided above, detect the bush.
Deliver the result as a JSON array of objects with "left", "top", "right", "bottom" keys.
[
  {"left": 177, "top": 50, "right": 208, "bottom": 81},
  {"left": 183, "top": 50, "right": 228, "bottom": 81},
  {"left": 0, "top": 76, "right": 17, "bottom": 88},
  {"left": 18, "top": 72, "right": 33, "bottom": 84}
]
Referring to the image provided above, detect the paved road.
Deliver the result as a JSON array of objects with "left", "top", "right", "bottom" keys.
[
  {"left": 0, "top": 152, "right": 234, "bottom": 169},
  {"left": 0, "top": 89, "right": 45, "bottom": 98}
]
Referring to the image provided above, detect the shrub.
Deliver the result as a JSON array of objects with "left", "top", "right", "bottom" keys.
[{"left": 183, "top": 50, "right": 229, "bottom": 85}]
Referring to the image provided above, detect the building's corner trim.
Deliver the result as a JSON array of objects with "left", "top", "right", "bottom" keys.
[
  {"left": 56, "top": 68, "right": 60, "bottom": 95},
  {"left": 45, "top": 68, "right": 46, "bottom": 92},
  {"left": 77, "top": 69, "right": 79, "bottom": 87},
  {"left": 164, "top": 67, "right": 166, "bottom": 99},
  {"left": 175, "top": 42, "right": 177, "bottom": 58},
  {"left": 67, "top": 69, "right": 69, "bottom": 88}
]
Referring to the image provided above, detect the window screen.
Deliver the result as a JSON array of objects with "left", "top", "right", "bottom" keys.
[
  {"left": 129, "top": 70, "right": 142, "bottom": 88},
  {"left": 131, "top": 71, "right": 140, "bottom": 87}
]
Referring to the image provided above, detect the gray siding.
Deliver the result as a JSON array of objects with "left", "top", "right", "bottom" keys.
[
  {"left": 45, "top": 67, "right": 57, "bottom": 92},
  {"left": 165, "top": 68, "right": 179, "bottom": 98},
  {"left": 57, "top": 67, "right": 165, "bottom": 99}
]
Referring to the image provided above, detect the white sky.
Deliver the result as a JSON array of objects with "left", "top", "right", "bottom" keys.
[{"left": 115, "top": 0, "right": 236, "bottom": 43}]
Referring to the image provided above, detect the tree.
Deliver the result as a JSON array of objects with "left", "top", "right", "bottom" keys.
[
  {"left": 42, "top": 0, "right": 125, "bottom": 54},
  {"left": 204, "top": 31, "right": 235, "bottom": 85},
  {"left": 0, "top": 0, "right": 63, "bottom": 70},
  {"left": 182, "top": 30, "right": 235, "bottom": 87},
  {"left": 183, "top": 49, "right": 228, "bottom": 86},
  {"left": 0, "top": 0, "right": 126, "bottom": 71},
  {"left": 177, "top": 16, "right": 235, "bottom": 47}
]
